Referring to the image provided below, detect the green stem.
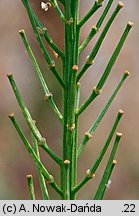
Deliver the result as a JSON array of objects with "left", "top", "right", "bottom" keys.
[
  {"left": 62, "top": 0, "right": 79, "bottom": 199},
  {"left": 7, "top": 74, "right": 42, "bottom": 141},
  {"left": 9, "top": 114, "right": 62, "bottom": 197},
  {"left": 72, "top": 109, "right": 123, "bottom": 194},
  {"left": 19, "top": 29, "right": 63, "bottom": 122},
  {"left": 77, "top": 21, "right": 133, "bottom": 115},
  {"left": 50, "top": 0, "right": 65, "bottom": 22},
  {"left": 78, "top": 1, "right": 104, "bottom": 28},
  {"left": 40, "top": 144, "right": 62, "bottom": 166},
  {"left": 77, "top": 71, "right": 130, "bottom": 156},
  {"left": 97, "top": 22, "right": 133, "bottom": 90},
  {"left": 27, "top": 175, "right": 36, "bottom": 200},
  {"left": 21, "top": 0, "right": 64, "bottom": 88},
  {"left": 94, "top": 132, "right": 122, "bottom": 200},
  {"left": 21, "top": 4, "right": 64, "bottom": 59},
  {"left": 79, "top": 0, "right": 114, "bottom": 54},
  {"left": 7, "top": 74, "right": 60, "bottom": 164},
  {"left": 42, "top": 28, "right": 64, "bottom": 60},
  {"left": 77, "top": 2, "right": 124, "bottom": 81},
  {"left": 96, "top": 160, "right": 117, "bottom": 200},
  {"left": 71, "top": 81, "right": 80, "bottom": 199},
  {"left": 32, "top": 134, "right": 49, "bottom": 200},
  {"left": 58, "top": 0, "right": 65, "bottom": 5}
]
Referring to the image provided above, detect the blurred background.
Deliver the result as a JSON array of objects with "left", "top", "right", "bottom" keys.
[{"left": 0, "top": 0, "right": 138, "bottom": 199}]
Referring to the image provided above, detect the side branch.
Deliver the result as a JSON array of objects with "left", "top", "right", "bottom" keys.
[
  {"left": 7, "top": 74, "right": 61, "bottom": 165},
  {"left": 94, "top": 132, "right": 122, "bottom": 200},
  {"left": 50, "top": 0, "right": 65, "bottom": 22},
  {"left": 21, "top": 0, "right": 65, "bottom": 88},
  {"left": 72, "top": 109, "right": 123, "bottom": 194},
  {"left": 79, "top": 0, "right": 114, "bottom": 54},
  {"left": 77, "top": 2, "right": 124, "bottom": 81},
  {"left": 9, "top": 114, "right": 63, "bottom": 197},
  {"left": 78, "top": 0, "right": 104, "bottom": 28},
  {"left": 77, "top": 71, "right": 130, "bottom": 155},
  {"left": 27, "top": 175, "right": 36, "bottom": 200},
  {"left": 19, "top": 29, "right": 63, "bottom": 122},
  {"left": 32, "top": 134, "right": 49, "bottom": 200}
]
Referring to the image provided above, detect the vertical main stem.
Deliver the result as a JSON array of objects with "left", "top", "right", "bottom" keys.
[{"left": 62, "top": 0, "right": 79, "bottom": 199}]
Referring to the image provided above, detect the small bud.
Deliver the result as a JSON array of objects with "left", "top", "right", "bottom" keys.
[
  {"left": 86, "top": 56, "right": 94, "bottom": 65},
  {"left": 44, "top": 93, "right": 53, "bottom": 101},
  {"left": 72, "top": 65, "right": 79, "bottom": 72},
  {"left": 38, "top": 137, "right": 46, "bottom": 146},
  {"left": 37, "top": 27, "right": 44, "bottom": 36},
  {"left": 77, "top": 82, "right": 81, "bottom": 88},
  {"left": 85, "top": 131, "right": 93, "bottom": 140},
  {"left": 92, "top": 25, "right": 98, "bottom": 32},
  {"left": 53, "top": 51, "right": 59, "bottom": 59},
  {"left": 66, "top": 18, "right": 73, "bottom": 25},
  {"left": 48, "top": 61, "right": 55, "bottom": 68},
  {"left": 64, "top": 160, "right": 70, "bottom": 165},
  {"left": 93, "top": 86, "right": 102, "bottom": 95},
  {"left": 113, "top": 159, "right": 118, "bottom": 165},
  {"left": 46, "top": 175, "right": 54, "bottom": 184},
  {"left": 86, "top": 169, "right": 95, "bottom": 179},
  {"left": 96, "top": 0, "right": 104, "bottom": 6},
  {"left": 118, "top": 2, "right": 124, "bottom": 9},
  {"left": 67, "top": 124, "right": 75, "bottom": 131}
]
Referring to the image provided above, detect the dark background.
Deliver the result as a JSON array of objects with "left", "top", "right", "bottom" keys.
[{"left": 0, "top": 0, "right": 138, "bottom": 199}]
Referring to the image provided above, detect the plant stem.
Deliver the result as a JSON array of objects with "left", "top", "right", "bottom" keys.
[
  {"left": 27, "top": 175, "right": 36, "bottom": 200},
  {"left": 21, "top": 4, "right": 64, "bottom": 59},
  {"left": 19, "top": 29, "right": 63, "bottom": 122},
  {"left": 22, "top": 0, "right": 65, "bottom": 87},
  {"left": 32, "top": 134, "right": 49, "bottom": 200},
  {"left": 41, "top": 28, "right": 64, "bottom": 60},
  {"left": 72, "top": 109, "right": 123, "bottom": 194},
  {"left": 40, "top": 144, "right": 62, "bottom": 166},
  {"left": 79, "top": 0, "right": 114, "bottom": 54},
  {"left": 77, "top": 71, "right": 130, "bottom": 156},
  {"left": 7, "top": 74, "right": 61, "bottom": 164},
  {"left": 78, "top": 1, "right": 103, "bottom": 28},
  {"left": 9, "top": 113, "right": 62, "bottom": 197},
  {"left": 77, "top": 2, "right": 124, "bottom": 82},
  {"left": 97, "top": 22, "right": 133, "bottom": 90},
  {"left": 50, "top": 0, "right": 65, "bottom": 22},
  {"left": 62, "top": 0, "right": 79, "bottom": 199},
  {"left": 94, "top": 132, "right": 122, "bottom": 200}
]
